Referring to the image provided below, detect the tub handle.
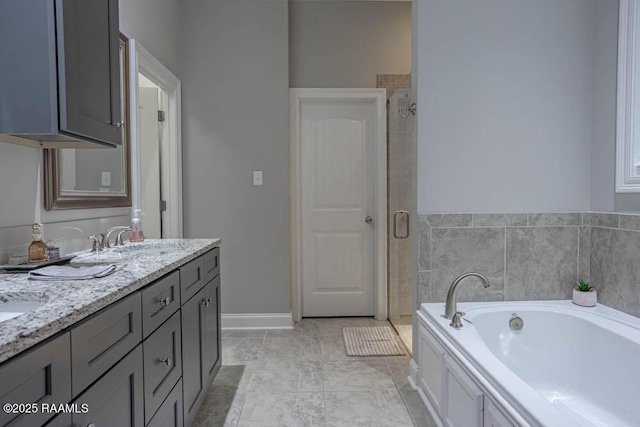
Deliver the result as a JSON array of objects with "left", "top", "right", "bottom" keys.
[{"left": 450, "top": 312, "right": 464, "bottom": 329}]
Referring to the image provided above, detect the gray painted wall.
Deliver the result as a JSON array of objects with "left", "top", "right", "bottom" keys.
[
  {"left": 416, "top": 0, "right": 595, "bottom": 213},
  {"left": 289, "top": 1, "right": 411, "bottom": 88},
  {"left": 180, "top": 0, "right": 290, "bottom": 314},
  {"left": 591, "top": 0, "right": 619, "bottom": 212},
  {"left": 119, "top": 0, "right": 182, "bottom": 76}
]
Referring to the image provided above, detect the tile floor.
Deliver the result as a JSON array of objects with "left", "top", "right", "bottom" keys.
[{"left": 193, "top": 318, "right": 436, "bottom": 427}]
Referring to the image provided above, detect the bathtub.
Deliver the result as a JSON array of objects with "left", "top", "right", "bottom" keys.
[{"left": 417, "top": 300, "right": 640, "bottom": 427}]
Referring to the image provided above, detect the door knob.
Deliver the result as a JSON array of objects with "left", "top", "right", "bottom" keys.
[{"left": 365, "top": 216, "right": 374, "bottom": 225}]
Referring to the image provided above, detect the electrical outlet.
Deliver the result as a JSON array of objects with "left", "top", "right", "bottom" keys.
[
  {"left": 101, "top": 171, "right": 112, "bottom": 187},
  {"left": 253, "top": 171, "right": 263, "bottom": 186}
]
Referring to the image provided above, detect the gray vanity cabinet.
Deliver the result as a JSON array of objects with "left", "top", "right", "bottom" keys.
[
  {"left": 72, "top": 345, "right": 144, "bottom": 427},
  {"left": 0, "top": 0, "right": 122, "bottom": 147},
  {"left": 0, "top": 245, "right": 221, "bottom": 427},
  {"left": 181, "top": 287, "right": 207, "bottom": 427},
  {"left": 0, "top": 333, "right": 71, "bottom": 427}
]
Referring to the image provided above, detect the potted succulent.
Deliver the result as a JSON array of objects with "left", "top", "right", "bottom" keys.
[{"left": 573, "top": 280, "right": 597, "bottom": 307}]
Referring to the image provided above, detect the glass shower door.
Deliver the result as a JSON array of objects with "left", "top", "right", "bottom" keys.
[{"left": 387, "top": 74, "right": 414, "bottom": 353}]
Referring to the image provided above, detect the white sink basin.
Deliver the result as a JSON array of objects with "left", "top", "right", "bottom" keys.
[
  {"left": 0, "top": 302, "right": 45, "bottom": 323},
  {"left": 0, "top": 293, "right": 48, "bottom": 323}
]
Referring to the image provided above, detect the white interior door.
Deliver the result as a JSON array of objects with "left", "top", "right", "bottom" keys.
[
  {"left": 301, "top": 100, "right": 377, "bottom": 317},
  {"left": 139, "top": 86, "right": 162, "bottom": 238}
]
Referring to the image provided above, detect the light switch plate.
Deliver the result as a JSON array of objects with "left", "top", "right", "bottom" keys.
[
  {"left": 253, "top": 171, "right": 263, "bottom": 186},
  {"left": 101, "top": 171, "right": 112, "bottom": 187}
]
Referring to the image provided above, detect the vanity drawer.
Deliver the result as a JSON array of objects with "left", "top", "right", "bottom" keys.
[
  {"left": 71, "top": 292, "right": 142, "bottom": 397},
  {"left": 180, "top": 256, "right": 204, "bottom": 304},
  {"left": 142, "top": 271, "right": 180, "bottom": 338},
  {"left": 143, "top": 311, "right": 182, "bottom": 424},
  {"left": 0, "top": 333, "right": 71, "bottom": 427},
  {"left": 147, "top": 379, "right": 184, "bottom": 427},
  {"left": 203, "top": 247, "right": 220, "bottom": 284}
]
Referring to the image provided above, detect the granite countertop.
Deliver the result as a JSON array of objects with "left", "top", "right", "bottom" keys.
[{"left": 0, "top": 238, "right": 220, "bottom": 364}]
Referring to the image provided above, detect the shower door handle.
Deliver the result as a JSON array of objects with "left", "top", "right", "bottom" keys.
[{"left": 393, "top": 211, "right": 410, "bottom": 239}]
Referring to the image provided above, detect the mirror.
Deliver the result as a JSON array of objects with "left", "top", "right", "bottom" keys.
[
  {"left": 44, "top": 35, "right": 131, "bottom": 210},
  {"left": 617, "top": 0, "right": 640, "bottom": 193}
]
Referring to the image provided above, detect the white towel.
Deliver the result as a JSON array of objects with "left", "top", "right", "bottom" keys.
[{"left": 28, "top": 264, "right": 118, "bottom": 281}]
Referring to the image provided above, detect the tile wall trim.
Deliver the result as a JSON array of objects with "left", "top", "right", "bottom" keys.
[{"left": 419, "top": 212, "right": 640, "bottom": 230}]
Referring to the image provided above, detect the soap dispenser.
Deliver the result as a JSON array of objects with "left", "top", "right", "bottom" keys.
[
  {"left": 130, "top": 209, "right": 145, "bottom": 242},
  {"left": 28, "top": 223, "right": 49, "bottom": 263}
]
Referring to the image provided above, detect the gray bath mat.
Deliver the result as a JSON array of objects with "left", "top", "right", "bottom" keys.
[{"left": 342, "top": 326, "right": 405, "bottom": 356}]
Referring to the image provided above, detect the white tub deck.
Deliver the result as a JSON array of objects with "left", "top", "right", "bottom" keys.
[{"left": 419, "top": 301, "right": 640, "bottom": 427}]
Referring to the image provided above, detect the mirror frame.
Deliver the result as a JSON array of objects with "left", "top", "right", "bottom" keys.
[
  {"left": 617, "top": 0, "right": 640, "bottom": 193},
  {"left": 44, "top": 33, "right": 132, "bottom": 210}
]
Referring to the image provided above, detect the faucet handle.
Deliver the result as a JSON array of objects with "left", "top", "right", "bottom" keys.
[
  {"left": 88, "top": 234, "right": 104, "bottom": 252},
  {"left": 450, "top": 312, "right": 464, "bottom": 329}
]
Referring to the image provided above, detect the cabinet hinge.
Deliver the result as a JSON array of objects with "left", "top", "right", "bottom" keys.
[
  {"left": 160, "top": 200, "right": 167, "bottom": 212},
  {"left": 158, "top": 110, "right": 166, "bottom": 122}
]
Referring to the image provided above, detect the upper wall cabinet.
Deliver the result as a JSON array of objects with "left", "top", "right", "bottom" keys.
[
  {"left": 0, "top": 0, "right": 122, "bottom": 148},
  {"left": 617, "top": 0, "right": 640, "bottom": 192}
]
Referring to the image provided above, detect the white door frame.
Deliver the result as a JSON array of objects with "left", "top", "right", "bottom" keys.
[
  {"left": 129, "top": 40, "right": 183, "bottom": 238},
  {"left": 290, "top": 88, "right": 387, "bottom": 322}
]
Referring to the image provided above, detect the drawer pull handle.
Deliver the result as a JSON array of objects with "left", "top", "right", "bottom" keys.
[
  {"left": 160, "top": 357, "right": 171, "bottom": 366},
  {"left": 159, "top": 296, "right": 171, "bottom": 307}
]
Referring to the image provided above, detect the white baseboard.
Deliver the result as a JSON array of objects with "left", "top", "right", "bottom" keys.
[
  {"left": 408, "top": 358, "right": 420, "bottom": 390},
  {"left": 221, "top": 313, "right": 293, "bottom": 330}
]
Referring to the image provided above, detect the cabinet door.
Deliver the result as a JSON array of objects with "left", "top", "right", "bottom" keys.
[
  {"left": 143, "top": 311, "right": 182, "bottom": 424},
  {"left": 0, "top": 333, "right": 71, "bottom": 427},
  {"left": 70, "top": 292, "right": 142, "bottom": 397},
  {"left": 484, "top": 400, "right": 516, "bottom": 427},
  {"left": 181, "top": 288, "right": 207, "bottom": 426},
  {"left": 147, "top": 380, "right": 184, "bottom": 427},
  {"left": 418, "top": 323, "right": 445, "bottom": 417},
  {"left": 202, "top": 247, "right": 220, "bottom": 285},
  {"left": 204, "top": 276, "right": 221, "bottom": 383},
  {"left": 73, "top": 345, "right": 144, "bottom": 427},
  {"left": 142, "top": 271, "right": 181, "bottom": 339},
  {"left": 55, "top": 0, "right": 122, "bottom": 146},
  {"left": 442, "top": 354, "right": 483, "bottom": 427},
  {"left": 180, "top": 257, "right": 204, "bottom": 304}
]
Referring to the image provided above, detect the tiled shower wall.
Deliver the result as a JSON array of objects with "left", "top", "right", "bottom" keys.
[{"left": 417, "top": 212, "right": 640, "bottom": 318}]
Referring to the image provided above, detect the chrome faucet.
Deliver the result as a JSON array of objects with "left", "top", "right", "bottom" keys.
[
  {"left": 115, "top": 228, "right": 131, "bottom": 246},
  {"left": 103, "top": 226, "right": 131, "bottom": 248},
  {"left": 444, "top": 273, "right": 491, "bottom": 320}
]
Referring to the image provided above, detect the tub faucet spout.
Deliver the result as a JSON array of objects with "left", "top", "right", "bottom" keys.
[{"left": 444, "top": 273, "right": 491, "bottom": 320}]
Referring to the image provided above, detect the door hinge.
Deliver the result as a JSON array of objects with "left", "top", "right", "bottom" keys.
[
  {"left": 158, "top": 110, "right": 166, "bottom": 122},
  {"left": 160, "top": 200, "right": 167, "bottom": 212}
]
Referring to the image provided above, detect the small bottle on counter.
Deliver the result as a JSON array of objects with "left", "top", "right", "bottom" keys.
[
  {"left": 28, "top": 223, "right": 49, "bottom": 263},
  {"left": 129, "top": 209, "right": 144, "bottom": 242},
  {"left": 47, "top": 241, "right": 60, "bottom": 261}
]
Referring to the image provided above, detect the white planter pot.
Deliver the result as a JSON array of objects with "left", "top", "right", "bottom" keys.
[{"left": 573, "top": 289, "right": 597, "bottom": 307}]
